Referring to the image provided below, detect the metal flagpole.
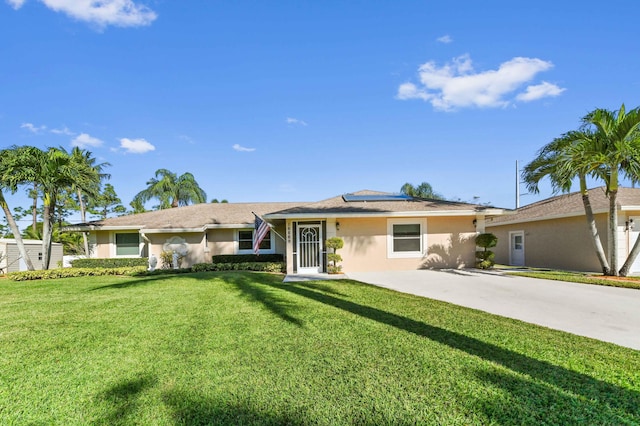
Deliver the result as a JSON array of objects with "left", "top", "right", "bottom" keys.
[{"left": 252, "top": 212, "right": 286, "bottom": 242}]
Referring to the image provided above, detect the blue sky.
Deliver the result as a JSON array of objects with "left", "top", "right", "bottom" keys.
[{"left": 1, "top": 0, "right": 639, "bottom": 224}]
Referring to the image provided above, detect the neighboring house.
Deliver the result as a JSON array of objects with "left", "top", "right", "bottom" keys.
[
  {"left": 0, "top": 239, "right": 63, "bottom": 273},
  {"left": 66, "top": 190, "right": 507, "bottom": 274},
  {"left": 486, "top": 187, "right": 640, "bottom": 273}
]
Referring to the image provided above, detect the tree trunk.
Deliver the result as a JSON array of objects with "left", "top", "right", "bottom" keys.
[
  {"left": 619, "top": 229, "right": 640, "bottom": 276},
  {"left": 608, "top": 185, "right": 619, "bottom": 276},
  {"left": 42, "top": 194, "right": 55, "bottom": 270},
  {"left": 31, "top": 183, "right": 38, "bottom": 232},
  {"left": 580, "top": 184, "right": 610, "bottom": 275},
  {"left": 77, "top": 188, "right": 90, "bottom": 256},
  {"left": 0, "top": 189, "right": 35, "bottom": 270}
]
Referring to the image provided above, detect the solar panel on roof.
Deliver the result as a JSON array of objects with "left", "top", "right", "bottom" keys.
[{"left": 342, "top": 194, "right": 412, "bottom": 202}]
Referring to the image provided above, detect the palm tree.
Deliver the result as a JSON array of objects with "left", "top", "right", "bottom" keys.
[
  {"left": 68, "top": 147, "right": 111, "bottom": 256},
  {"left": 133, "top": 169, "right": 207, "bottom": 210},
  {"left": 0, "top": 146, "right": 41, "bottom": 271},
  {"left": 523, "top": 104, "right": 640, "bottom": 276},
  {"left": 34, "top": 147, "right": 102, "bottom": 269},
  {"left": 400, "top": 182, "right": 444, "bottom": 199},
  {"left": 522, "top": 130, "right": 611, "bottom": 274},
  {"left": 584, "top": 105, "right": 640, "bottom": 276}
]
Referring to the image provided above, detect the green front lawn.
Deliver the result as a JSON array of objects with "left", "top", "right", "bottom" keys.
[
  {"left": 505, "top": 269, "right": 640, "bottom": 290},
  {"left": 1, "top": 272, "right": 639, "bottom": 425}
]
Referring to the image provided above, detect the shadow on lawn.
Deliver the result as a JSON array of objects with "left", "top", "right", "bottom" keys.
[
  {"left": 266, "top": 281, "right": 640, "bottom": 423},
  {"left": 162, "top": 390, "right": 309, "bottom": 426},
  {"left": 97, "top": 374, "right": 157, "bottom": 424}
]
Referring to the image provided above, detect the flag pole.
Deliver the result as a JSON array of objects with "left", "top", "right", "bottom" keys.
[{"left": 252, "top": 212, "right": 286, "bottom": 242}]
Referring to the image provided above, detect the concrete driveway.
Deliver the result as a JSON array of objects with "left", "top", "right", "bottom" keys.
[{"left": 346, "top": 269, "right": 640, "bottom": 351}]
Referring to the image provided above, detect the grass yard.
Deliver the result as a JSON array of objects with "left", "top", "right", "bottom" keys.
[
  {"left": 1, "top": 271, "right": 639, "bottom": 425},
  {"left": 505, "top": 269, "right": 640, "bottom": 290}
]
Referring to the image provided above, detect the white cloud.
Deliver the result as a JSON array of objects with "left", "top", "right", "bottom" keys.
[
  {"left": 437, "top": 35, "right": 453, "bottom": 44},
  {"left": 11, "top": 0, "right": 157, "bottom": 28},
  {"left": 21, "top": 122, "right": 46, "bottom": 133},
  {"left": 178, "top": 135, "right": 195, "bottom": 144},
  {"left": 286, "top": 117, "right": 308, "bottom": 126},
  {"left": 51, "top": 126, "right": 75, "bottom": 136},
  {"left": 516, "top": 81, "right": 566, "bottom": 102},
  {"left": 119, "top": 137, "right": 155, "bottom": 154},
  {"left": 6, "top": 0, "right": 26, "bottom": 9},
  {"left": 232, "top": 144, "right": 255, "bottom": 152},
  {"left": 397, "top": 54, "right": 565, "bottom": 111},
  {"left": 71, "top": 133, "right": 103, "bottom": 148}
]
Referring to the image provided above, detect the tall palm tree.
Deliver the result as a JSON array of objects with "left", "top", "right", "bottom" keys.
[
  {"left": 35, "top": 147, "right": 101, "bottom": 269},
  {"left": 68, "top": 147, "right": 111, "bottom": 256},
  {"left": 133, "top": 169, "right": 207, "bottom": 210},
  {"left": 0, "top": 146, "right": 41, "bottom": 271},
  {"left": 524, "top": 104, "right": 640, "bottom": 276},
  {"left": 585, "top": 105, "right": 640, "bottom": 276},
  {"left": 522, "top": 130, "right": 611, "bottom": 274}
]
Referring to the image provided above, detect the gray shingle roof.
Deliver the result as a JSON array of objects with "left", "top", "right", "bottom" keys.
[
  {"left": 67, "top": 190, "right": 507, "bottom": 231},
  {"left": 487, "top": 186, "right": 640, "bottom": 226},
  {"left": 265, "top": 190, "right": 498, "bottom": 217}
]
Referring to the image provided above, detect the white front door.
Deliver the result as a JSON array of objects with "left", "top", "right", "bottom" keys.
[
  {"left": 509, "top": 231, "right": 525, "bottom": 266},
  {"left": 297, "top": 224, "right": 322, "bottom": 274}
]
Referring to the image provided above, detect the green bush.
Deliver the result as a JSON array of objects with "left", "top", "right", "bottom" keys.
[
  {"left": 211, "top": 254, "right": 284, "bottom": 263},
  {"left": 475, "top": 233, "right": 498, "bottom": 269},
  {"left": 193, "top": 262, "right": 285, "bottom": 273},
  {"left": 71, "top": 258, "right": 148, "bottom": 268},
  {"left": 8, "top": 266, "right": 147, "bottom": 281}
]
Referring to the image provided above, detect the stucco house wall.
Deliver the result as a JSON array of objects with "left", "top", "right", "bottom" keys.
[
  {"left": 338, "top": 216, "right": 477, "bottom": 272},
  {"left": 488, "top": 214, "right": 609, "bottom": 272}
]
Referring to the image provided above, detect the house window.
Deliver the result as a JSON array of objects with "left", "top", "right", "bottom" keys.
[
  {"left": 387, "top": 218, "right": 426, "bottom": 258},
  {"left": 38, "top": 252, "right": 43, "bottom": 261},
  {"left": 115, "top": 233, "right": 139, "bottom": 256},
  {"left": 237, "top": 229, "right": 272, "bottom": 253}
]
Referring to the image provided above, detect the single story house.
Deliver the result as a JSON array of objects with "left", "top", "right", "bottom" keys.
[
  {"left": 66, "top": 190, "right": 507, "bottom": 274},
  {"left": 0, "top": 239, "right": 63, "bottom": 273},
  {"left": 486, "top": 186, "right": 640, "bottom": 273}
]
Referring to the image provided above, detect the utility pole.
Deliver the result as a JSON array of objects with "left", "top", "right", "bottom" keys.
[{"left": 516, "top": 160, "right": 520, "bottom": 209}]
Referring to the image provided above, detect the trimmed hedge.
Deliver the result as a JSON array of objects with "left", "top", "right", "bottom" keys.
[
  {"left": 71, "top": 258, "right": 148, "bottom": 268},
  {"left": 193, "top": 262, "right": 285, "bottom": 273},
  {"left": 8, "top": 266, "right": 147, "bottom": 281},
  {"left": 212, "top": 254, "right": 284, "bottom": 263}
]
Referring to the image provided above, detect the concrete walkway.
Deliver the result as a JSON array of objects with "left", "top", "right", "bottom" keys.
[{"left": 346, "top": 269, "right": 640, "bottom": 351}]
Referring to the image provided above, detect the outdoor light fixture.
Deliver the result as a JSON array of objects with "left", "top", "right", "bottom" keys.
[
  {"left": 336, "top": 222, "right": 341, "bottom": 231},
  {"left": 473, "top": 219, "right": 477, "bottom": 227},
  {"left": 626, "top": 218, "right": 635, "bottom": 231}
]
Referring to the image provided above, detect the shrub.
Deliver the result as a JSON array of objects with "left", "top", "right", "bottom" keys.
[
  {"left": 193, "top": 262, "right": 285, "bottom": 273},
  {"left": 71, "top": 258, "right": 148, "bottom": 268},
  {"left": 8, "top": 266, "right": 147, "bottom": 281},
  {"left": 160, "top": 250, "right": 184, "bottom": 269},
  {"left": 211, "top": 254, "right": 284, "bottom": 263},
  {"left": 326, "top": 237, "right": 344, "bottom": 274},
  {"left": 475, "top": 233, "right": 498, "bottom": 269}
]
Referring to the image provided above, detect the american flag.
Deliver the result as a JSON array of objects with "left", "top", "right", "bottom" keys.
[{"left": 253, "top": 213, "right": 270, "bottom": 254}]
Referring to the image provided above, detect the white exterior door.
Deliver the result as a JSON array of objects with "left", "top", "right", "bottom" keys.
[
  {"left": 509, "top": 231, "right": 525, "bottom": 266},
  {"left": 629, "top": 216, "right": 640, "bottom": 274},
  {"left": 297, "top": 225, "right": 322, "bottom": 274}
]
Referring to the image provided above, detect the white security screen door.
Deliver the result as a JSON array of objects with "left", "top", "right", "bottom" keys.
[
  {"left": 297, "top": 225, "right": 322, "bottom": 274},
  {"left": 510, "top": 231, "right": 525, "bottom": 266}
]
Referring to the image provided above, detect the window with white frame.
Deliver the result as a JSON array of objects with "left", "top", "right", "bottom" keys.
[
  {"left": 115, "top": 233, "right": 139, "bottom": 256},
  {"left": 387, "top": 218, "right": 426, "bottom": 258},
  {"left": 237, "top": 229, "right": 272, "bottom": 253}
]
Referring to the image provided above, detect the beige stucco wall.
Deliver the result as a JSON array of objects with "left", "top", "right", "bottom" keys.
[
  {"left": 334, "top": 216, "right": 477, "bottom": 272},
  {"left": 487, "top": 214, "right": 610, "bottom": 272},
  {"left": 91, "top": 224, "right": 288, "bottom": 268}
]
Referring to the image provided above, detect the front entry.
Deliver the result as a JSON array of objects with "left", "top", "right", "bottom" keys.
[
  {"left": 297, "top": 224, "right": 322, "bottom": 274},
  {"left": 509, "top": 231, "right": 525, "bottom": 266}
]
